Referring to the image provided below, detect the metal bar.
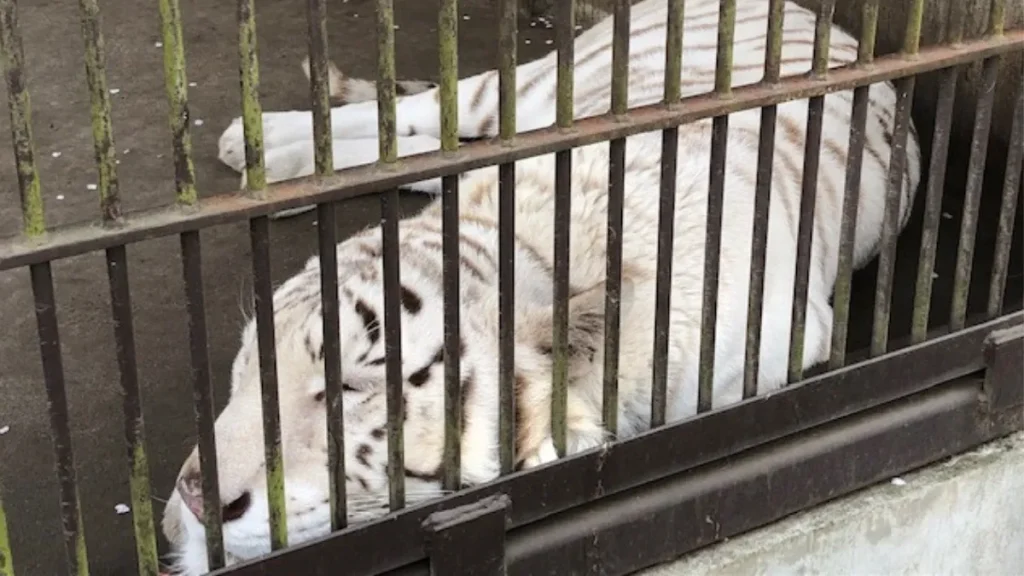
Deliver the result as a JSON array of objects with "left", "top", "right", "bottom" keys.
[
  {"left": 318, "top": 203, "right": 346, "bottom": 531},
  {"left": 105, "top": 245, "right": 159, "bottom": 576},
  {"left": 76, "top": 0, "right": 120, "bottom": 223},
  {"left": 602, "top": 0, "right": 630, "bottom": 437},
  {"left": 650, "top": 0, "right": 685, "bottom": 427},
  {"left": 497, "top": 0, "right": 517, "bottom": 476},
  {"left": 179, "top": 231, "right": 225, "bottom": 568},
  {"left": 697, "top": 0, "right": 736, "bottom": 413},
  {"left": 237, "top": 0, "right": 266, "bottom": 191},
  {"left": 743, "top": 0, "right": 785, "bottom": 396},
  {"left": 982, "top": 325, "right": 1024, "bottom": 411},
  {"left": 439, "top": 0, "right": 462, "bottom": 493},
  {"left": 31, "top": 263, "right": 89, "bottom": 575},
  {"left": 306, "top": 0, "right": 333, "bottom": 176},
  {"left": 816, "top": 0, "right": 879, "bottom": 366},
  {"left": 156, "top": 0, "right": 197, "bottom": 205},
  {"left": 249, "top": 217, "right": 288, "bottom": 549},
  {"left": 0, "top": 0, "right": 44, "bottom": 236},
  {"left": 214, "top": 311, "right": 1022, "bottom": 576},
  {"left": 0, "top": 481, "right": 14, "bottom": 576},
  {"left": 551, "top": 0, "right": 575, "bottom": 458},
  {"left": 871, "top": 0, "right": 925, "bottom": 356},
  {"left": 910, "top": 67, "right": 958, "bottom": 344},
  {"left": 949, "top": 56, "right": 1000, "bottom": 332},
  {"left": 3, "top": 32, "right": 1021, "bottom": 271},
  {"left": 987, "top": 93, "right": 1023, "bottom": 319},
  {"left": 990, "top": 0, "right": 1006, "bottom": 37},
  {"left": 788, "top": 0, "right": 834, "bottom": 382},
  {"left": 375, "top": 0, "right": 405, "bottom": 512}
]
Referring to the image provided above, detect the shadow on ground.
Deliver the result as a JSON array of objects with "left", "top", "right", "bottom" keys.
[{"left": 0, "top": 0, "right": 1020, "bottom": 575}]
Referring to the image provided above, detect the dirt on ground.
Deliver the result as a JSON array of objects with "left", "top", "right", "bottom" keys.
[{"left": 0, "top": 0, "right": 1019, "bottom": 575}]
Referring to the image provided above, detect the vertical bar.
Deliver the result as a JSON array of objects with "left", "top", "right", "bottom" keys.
[
  {"left": 376, "top": 0, "right": 404, "bottom": 509},
  {"left": 306, "top": 0, "right": 333, "bottom": 176},
  {"left": 742, "top": 0, "right": 784, "bottom": 398},
  {"left": 0, "top": 0, "right": 45, "bottom": 237},
  {"left": 317, "top": 203, "right": 346, "bottom": 531},
  {"left": 439, "top": 0, "right": 462, "bottom": 492},
  {"left": 948, "top": 56, "right": 999, "bottom": 332},
  {"left": 179, "top": 231, "right": 225, "bottom": 568},
  {"left": 830, "top": 0, "right": 879, "bottom": 367},
  {"left": 551, "top": 0, "right": 575, "bottom": 458},
  {"left": 870, "top": 0, "right": 924, "bottom": 356},
  {"left": 910, "top": 68, "right": 957, "bottom": 343},
  {"left": 76, "top": 0, "right": 120, "bottom": 223},
  {"left": 237, "top": 0, "right": 266, "bottom": 191},
  {"left": 31, "top": 263, "right": 89, "bottom": 576},
  {"left": 105, "top": 245, "right": 159, "bottom": 576},
  {"left": 0, "top": 481, "right": 14, "bottom": 576},
  {"left": 989, "top": 0, "right": 1006, "bottom": 37},
  {"left": 497, "top": 0, "right": 517, "bottom": 476},
  {"left": 697, "top": 0, "right": 735, "bottom": 413},
  {"left": 156, "top": 0, "right": 196, "bottom": 205},
  {"left": 602, "top": 0, "right": 630, "bottom": 437},
  {"left": 651, "top": 0, "right": 684, "bottom": 425},
  {"left": 986, "top": 93, "right": 1023, "bottom": 319},
  {"left": 787, "top": 0, "right": 834, "bottom": 383},
  {"left": 249, "top": 218, "right": 288, "bottom": 549}
]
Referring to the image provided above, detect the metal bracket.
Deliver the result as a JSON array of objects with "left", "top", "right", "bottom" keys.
[
  {"left": 423, "top": 494, "right": 510, "bottom": 576},
  {"left": 983, "top": 323, "right": 1024, "bottom": 413}
]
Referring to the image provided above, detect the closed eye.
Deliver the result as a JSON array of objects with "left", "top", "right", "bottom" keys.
[
  {"left": 366, "top": 357, "right": 386, "bottom": 366},
  {"left": 314, "top": 383, "right": 360, "bottom": 402}
]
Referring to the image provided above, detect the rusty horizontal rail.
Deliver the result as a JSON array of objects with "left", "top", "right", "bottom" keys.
[{"left": 1, "top": 30, "right": 1022, "bottom": 271}]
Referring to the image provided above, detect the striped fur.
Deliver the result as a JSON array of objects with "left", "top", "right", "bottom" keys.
[{"left": 168, "top": 0, "right": 922, "bottom": 572}]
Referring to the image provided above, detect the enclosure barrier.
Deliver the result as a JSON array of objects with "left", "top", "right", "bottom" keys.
[{"left": 0, "top": 0, "right": 1022, "bottom": 574}]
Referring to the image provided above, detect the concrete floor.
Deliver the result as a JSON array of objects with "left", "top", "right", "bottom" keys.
[{"left": 0, "top": 0, "right": 1019, "bottom": 575}]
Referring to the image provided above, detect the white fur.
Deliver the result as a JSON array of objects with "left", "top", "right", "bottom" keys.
[{"left": 166, "top": 0, "right": 922, "bottom": 573}]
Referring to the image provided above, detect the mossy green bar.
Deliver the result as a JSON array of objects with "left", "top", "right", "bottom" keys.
[
  {"left": 0, "top": 485, "right": 13, "bottom": 576},
  {"left": 157, "top": 0, "right": 197, "bottom": 205},
  {"left": 307, "top": 0, "right": 333, "bottom": 176},
  {"left": 77, "top": 0, "right": 121, "bottom": 224},
  {"left": 0, "top": 0, "right": 44, "bottom": 237},
  {"left": 238, "top": 0, "right": 266, "bottom": 192}
]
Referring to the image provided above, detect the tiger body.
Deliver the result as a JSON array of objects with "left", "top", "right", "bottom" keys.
[{"left": 167, "top": 0, "right": 922, "bottom": 573}]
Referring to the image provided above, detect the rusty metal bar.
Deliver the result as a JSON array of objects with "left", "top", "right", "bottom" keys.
[
  {"left": 306, "top": 0, "right": 332, "bottom": 176},
  {"left": 32, "top": 263, "right": 90, "bottom": 575},
  {"left": 2, "top": 32, "right": 1021, "bottom": 271},
  {"left": 742, "top": 0, "right": 785, "bottom": 396},
  {"left": 602, "top": 0, "right": 630, "bottom": 437},
  {"left": 0, "top": 481, "right": 13, "bottom": 576},
  {"left": 0, "top": 0, "right": 44, "bottom": 237},
  {"left": 375, "top": 0, "right": 405, "bottom": 512},
  {"left": 249, "top": 217, "right": 288, "bottom": 549},
  {"left": 697, "top": 0, "right": 736, "bottom": 413},
  {"left": 105, "top": 245, "right": 159, "bottom": 576},
  {"left": 870, "top": 0, "right": 925, "bottom": 357},
  {"left": 237, "top": 0, "right": 266, "bottom": 191},
  {"left": 497, "top": 0, "right": 518, "bottom": 476},
  {"left": 987, "top": 93, "right": 1023, "bottom": 319},
  {"left": 76, "top": 0, "right": 120, "bottom": 223},
  {"left": 650, "top": 0, "right": 685, "bottom": 427},
  {"left": 788, "top": 0, "right": 834, "bottom": 383},
  {"left": 317, "top": 202, "right": 346, "bottom": 531},
  {"left": 743, "top": 1, "right": 786, "bottom": 390},
  {"left": 439, "top": 0, "right": 462, "bottom": 493},
  {"left": 551, "top": 0, "right": 575, "bottom": 458},
  {"left": 156, "top": 0, "right": 196, "bottom": 205},
  {"left": 179, "top": 231, "right": 225, "bottom": 568},
  {"left": 949, "top": 56, "right": 1000, "bottom": 332}
]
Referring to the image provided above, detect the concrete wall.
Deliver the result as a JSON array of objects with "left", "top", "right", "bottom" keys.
[{"left": 636, "top": 431, "right": 1024, "bottom": 576}]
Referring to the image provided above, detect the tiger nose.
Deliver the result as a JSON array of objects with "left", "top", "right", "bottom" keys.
[{"left": 177, "top": 467, "right": 252, "bottom": 523}]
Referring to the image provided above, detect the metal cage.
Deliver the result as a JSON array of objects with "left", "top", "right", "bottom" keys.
[{"left": 0, "top": 0, "right": 1021, "bottom": 574}]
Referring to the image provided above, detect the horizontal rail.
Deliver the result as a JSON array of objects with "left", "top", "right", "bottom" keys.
[
  {"left": 1, "top": 29, "right": 1022, "bottom": 271},
  {"left": 213, "top": 311, "right": 1022, "bottom": 576}
]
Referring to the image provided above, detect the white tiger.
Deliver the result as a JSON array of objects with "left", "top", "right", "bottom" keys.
[{"left": 163, "top": 0, "right": 921, "bottom": 573}]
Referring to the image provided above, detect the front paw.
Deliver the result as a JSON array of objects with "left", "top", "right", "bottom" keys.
[{"left": 217, "top": 112, "right": 314, "bottom": 173}]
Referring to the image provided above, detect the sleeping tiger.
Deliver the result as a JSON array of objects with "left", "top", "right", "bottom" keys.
[{"left": 163, "top": 0, "right": 921, "bottom": 573}]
